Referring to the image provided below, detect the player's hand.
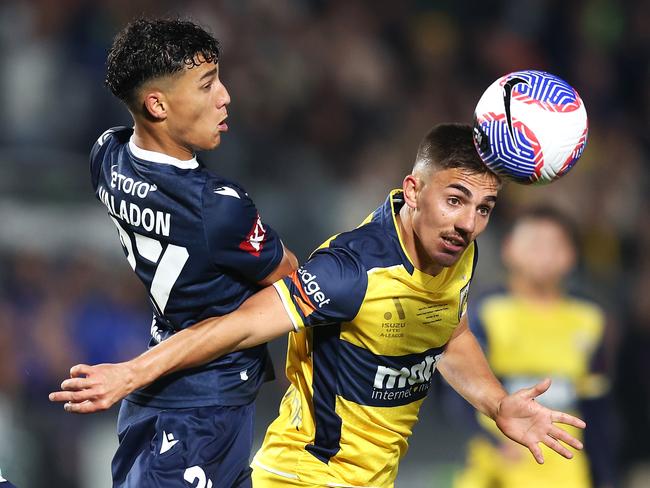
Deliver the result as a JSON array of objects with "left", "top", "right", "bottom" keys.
[
  {"left": 498, "top": 439, "right": 526, "bottom": 463},
  {"left": 48, "top": 363, "right": 135, "bottom": 414},
  {"left": 494, "top": 378, "right": 586, "bottom": 464}
]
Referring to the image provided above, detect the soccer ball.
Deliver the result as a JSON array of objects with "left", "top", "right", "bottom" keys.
[{"left": 472, "top": 70, "right": 588, "bottom": 185}]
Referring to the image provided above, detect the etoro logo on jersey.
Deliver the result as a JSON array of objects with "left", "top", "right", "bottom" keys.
[
  {"left": 239, "top": 213, "right": 266, "bottom": 257},
  {"left": 111, "top": 165, "right": 158, "bottom": 198}
]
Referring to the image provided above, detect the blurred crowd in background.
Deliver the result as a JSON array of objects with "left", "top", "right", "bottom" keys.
[{"left": 0, "top": 0, "right": 647, "bottom": 487}]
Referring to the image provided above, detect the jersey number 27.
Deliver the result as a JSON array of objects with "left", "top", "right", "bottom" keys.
[{"left": 110, "top": 217, "right": 189, "bottom": 314}]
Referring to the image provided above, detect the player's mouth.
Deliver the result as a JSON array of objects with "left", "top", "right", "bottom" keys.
[
  {"left": 440, "top": 234, "right": 466, "bottom": 253},
  {"left": 217, "top": 115, "right": 228, "bottom": 132}
]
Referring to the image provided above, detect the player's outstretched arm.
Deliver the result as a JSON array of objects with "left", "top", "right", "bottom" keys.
[
  {"left": 49, "top": 286, "right": 294, "bottom": 413},
  {"left": 437, "top": 315, "right": 586, "bottom": 464}
]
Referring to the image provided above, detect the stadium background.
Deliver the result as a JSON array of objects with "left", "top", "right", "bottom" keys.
[{"left": 0, "top": 0, "right": 647, "bottom": 486}]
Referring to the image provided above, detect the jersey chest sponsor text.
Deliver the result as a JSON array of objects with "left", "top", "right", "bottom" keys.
[
  {"left": 336, "top": 340, "right": 445, "bottom": 407},
  {"left": 111, "top": 165, "right": 158, "bottom": 198},
  {"left": 371, "top": 353, "right": 442, "bottom": 401}
]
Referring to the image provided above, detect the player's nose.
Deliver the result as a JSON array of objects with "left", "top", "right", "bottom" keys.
[
  {"left": 217, "top": 82, "right": 231, "bottom": 107},
  {"left": 455, "top": 208, "right": 476, "bottom": 236}
]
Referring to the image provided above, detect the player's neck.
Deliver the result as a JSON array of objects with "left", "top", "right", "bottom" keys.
[
  {"left": 132, "top": 124, "right": 194, "bottom": 161},
  {"left": 509, "top": 275, "right": 564, "bottom": 304},
  {"left": 396, "top": 205, "right": 443, "bottom": 277}
]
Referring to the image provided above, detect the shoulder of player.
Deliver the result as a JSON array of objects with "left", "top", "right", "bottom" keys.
[
  {"left": 92, "top": 126, "right": 133, "bottom": 150},
  {"left": 199, "top": 176, "right": 263, "bottom": 242},
  {"left": 89, "top": 127, "right": 133, "bottom": 188},
  {"left": 201, "top": 176, "right": 253, "bottom": 205},
  {"left": 321, "top": 221, "right": 398, "bottom": 270},
  {"left": 469, "top": 286, "right": 509, "bottom": 311},
  {"left": 563, "top": 293, "right": 607, "bottom": 320},
  {"left": 480, "top": 288, "right": 605, "bottom": 323},
  {"left": 90, "top": 126, "right": 132, "bottom": 164}
]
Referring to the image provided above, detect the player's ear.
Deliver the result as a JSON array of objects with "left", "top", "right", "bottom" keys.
[
  {"left": 142, "top": 90, "right": 168, "bottom": 121},
  {"left": 402, "top": 174, "right": 420, "bottom": 210}
]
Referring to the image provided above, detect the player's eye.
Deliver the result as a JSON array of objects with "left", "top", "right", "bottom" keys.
[
  {"left": 477, "top": 205, "right": 492, "bottom": 217},
  {"left": 202, "top": 82, "right": 212, "bottom": 90},
  {"left": 447, "top": 196, "right": 461, "bottom": 206}
]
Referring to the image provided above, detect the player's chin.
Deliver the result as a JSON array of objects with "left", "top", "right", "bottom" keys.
[
  {"left": 431, "top": 248, "right": 464, "bottom": 268},
  {"left": 198, "top": 134, "right": 222, "bottom": 151}
]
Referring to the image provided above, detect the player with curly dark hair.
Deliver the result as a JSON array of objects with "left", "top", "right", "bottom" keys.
[
  {"left": 105, "top": 18, "right": 220, "bottom": 108},
  {"left": 61, "top": 17, "right": 297, "bottom": 488}
]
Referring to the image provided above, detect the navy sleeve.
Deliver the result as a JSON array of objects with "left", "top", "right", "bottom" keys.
[
  {"left": 273, "top": 247, "right": 368, "bottom": 330},
  {"left": 202, "top": 180, "right": 284, "bottom": 283}
]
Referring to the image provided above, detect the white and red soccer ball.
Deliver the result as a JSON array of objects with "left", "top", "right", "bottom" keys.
[{"left": 473, "top": 70, "right": 588, "bottom": 185}]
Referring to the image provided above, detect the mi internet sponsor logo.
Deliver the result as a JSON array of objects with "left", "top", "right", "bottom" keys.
[{"left": 371, "top": 354, "right": 442, "bottom": 401}]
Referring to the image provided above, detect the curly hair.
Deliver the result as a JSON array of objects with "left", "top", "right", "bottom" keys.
[
  {"left": 105, "top": 18, "right": 220, "bottom": 108},
  {"left": 413, "top": 123, "right": 501, "bottom": 185}
]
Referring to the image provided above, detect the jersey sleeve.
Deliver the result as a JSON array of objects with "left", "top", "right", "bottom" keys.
[
  {"left": 202, "top": 180, "right": 284, "bottom": 283},
  {"left": 272, "top": 247, "right": 368, "bottom": 331}
]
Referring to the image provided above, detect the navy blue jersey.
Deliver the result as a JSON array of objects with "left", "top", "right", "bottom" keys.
[{"left": 90, "top": 127, "right": 284, "bottom": 407}]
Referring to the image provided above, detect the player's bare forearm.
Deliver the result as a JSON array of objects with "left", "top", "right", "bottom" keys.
[
  {"left": 437, "top": 315, "right": 507, "bottom": 420},
  {"left": 49, "top": 285, "right": 294, "bottom": 413},
  {"left": 134, "top": 286, "right": 292, "bottom": 381}
]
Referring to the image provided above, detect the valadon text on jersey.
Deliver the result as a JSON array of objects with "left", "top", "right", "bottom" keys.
[{"left": 98, "top": 185, "right": 171, "bottom": 237}]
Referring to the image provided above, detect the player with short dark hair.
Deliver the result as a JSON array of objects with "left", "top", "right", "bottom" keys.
[
  {"left": 78, "top": 17, "right": 297, "bottom": 488},
  {"left": 52, "top": 124, "right": 585, "bottom": 487},
  {"left": 414, "top": 122, "right": 495, "bottom": 175}
]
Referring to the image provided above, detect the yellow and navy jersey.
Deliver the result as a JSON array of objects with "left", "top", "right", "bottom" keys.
[
  {"left": 469, "top": 291, "right": 608, "bottom": 416},
  {"left": 253, "top": 190, "right": 478, "bottom": 488}
]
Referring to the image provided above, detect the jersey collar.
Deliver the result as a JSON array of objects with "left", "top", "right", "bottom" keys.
[
  {"left": 373, "top": 189, "right": 415, "bottom": 275},
  {"left": 128, "top": 137, "right": 199, "bottom": 169}
]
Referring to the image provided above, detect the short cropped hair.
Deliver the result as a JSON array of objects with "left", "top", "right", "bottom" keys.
[
  {"left": 512, "top": 205, "right": 580, "bottom": 251},
  {"left": 105, "top": 18, "right": 220, "bottom": 108},
  {"left": 413, "top": 123, "right": 500, "bottom": 184}
]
